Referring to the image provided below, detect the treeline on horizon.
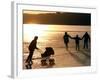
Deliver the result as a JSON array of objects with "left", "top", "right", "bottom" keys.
[{"left": 23, "top": 12, "right": 91, "bottom": 25}]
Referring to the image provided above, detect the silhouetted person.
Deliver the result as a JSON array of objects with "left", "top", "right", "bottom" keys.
[
  {"left": 82, "top": 32, "right": 90, "bottom": 49},
  {"left": 72, "top": 35, "right": 82, "bottom": 51},
  {"left": 26, "top": 36, "right": 39, "bottom": 63},
  {"left": 63, "top": 32, "right": 72, "bottom": 50}
]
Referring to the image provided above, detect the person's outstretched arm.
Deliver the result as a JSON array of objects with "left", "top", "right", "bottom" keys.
[
  {"left": 82, "top": 34, "right": 85, "bottom": 40},
  {"left": 69, "top": 35, "right": 73, "bottom": 39},
  {"left": 71, "top": 37, "right": 75, "bottom": 39},
  {"left": 79, "top": 37, "right": 82, "bottom": 40},
  {"left": 35, "top": 42, "right": 39, "bottom": 50},
  {"left": 36, "top": 46, "right": 39, "bottom": 50}
]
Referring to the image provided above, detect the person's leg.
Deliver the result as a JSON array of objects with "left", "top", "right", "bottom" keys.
[
  {"left": 86, "top": 42, "right": 88, "bottom": 49},
  {"left": 26, "top": 54, "right": 31, "bottom": 63},
  {"left": 65, "top": 42, "right": 68, "bottom": 50},
  {"left": 29, "top": 50, "right": 34, "bottom": 62},
  {"left": 84, "top": 42, "right": 85, "bottom": 49},
  {"left": 76, "top": 44, "right": 77, "bottom": 50},
  {"left": 78, "top": 43, "right": 80, "bottom": 51},
  {"left": 26, "top": 51, "right": 33, "bottom": 63},
  {"left": 66, "top": 43, "right": 68, "bottom": 50}
]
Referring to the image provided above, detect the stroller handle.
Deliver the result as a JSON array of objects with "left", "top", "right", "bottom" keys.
[{"left": 37, "top": 49, "right": 44, "bottom": 53}]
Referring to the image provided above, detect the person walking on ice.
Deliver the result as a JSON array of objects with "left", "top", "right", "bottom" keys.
[
  {"left": 63, "top": 32, "right": 72, "bottom": 50},
  {"left": 82, "top": 32, "right": 90, "bottom": 49}
]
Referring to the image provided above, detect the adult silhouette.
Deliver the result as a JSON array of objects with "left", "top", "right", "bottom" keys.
[
  {"left": 72, "top": 35, "right": 82, "bottom": 51},
  {"left": 26, "top": 36, "right": 39, "bottom": 63},
  {"left": 63, "top": 32, "right": 71, "bottom": 50},
  {"left": 82, "top": 32, "right": 90, "bottom": 49}
]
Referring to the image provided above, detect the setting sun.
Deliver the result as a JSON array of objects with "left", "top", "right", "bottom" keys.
[{"left": 24, "top": 24, "right": 49, "bottom": 42}]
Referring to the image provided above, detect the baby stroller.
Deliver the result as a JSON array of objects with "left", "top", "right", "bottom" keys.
[{"left": 41, "top": 47, "right": 55, "bottom": 66}]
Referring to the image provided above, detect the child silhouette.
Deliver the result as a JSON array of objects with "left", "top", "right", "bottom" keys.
[{"left": 72, "top": 35, "right": 82, "bottom": 51}]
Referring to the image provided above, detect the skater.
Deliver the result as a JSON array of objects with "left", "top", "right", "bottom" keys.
[
  {"left": 63, "top": 32, "right": 72, "bottom": 50},
  {"left": 82, "top": 32, "right": 90, "bottom": 49},
  {"left": 71, "top": 35, "right": 82, "bottom": 51},
  {"left": 26, "top": 36, "right": 39, "bottom": 64}
]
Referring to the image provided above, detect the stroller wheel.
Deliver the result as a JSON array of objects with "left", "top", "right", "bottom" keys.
[
  {"left": 41, "top": 60, "right": 47, "bottom": 66},
  {"left": 49, "top": 59, "right": 55, "bottom": 66}
]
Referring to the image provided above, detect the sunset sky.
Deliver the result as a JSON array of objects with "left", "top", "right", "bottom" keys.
[{"left": 23, "top": 10, "right": 91, "bottom": 25}]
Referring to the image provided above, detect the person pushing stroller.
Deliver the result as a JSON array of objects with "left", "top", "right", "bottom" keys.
[{"left": 25, "top": 36, "right": 39, "bottom": 69}]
